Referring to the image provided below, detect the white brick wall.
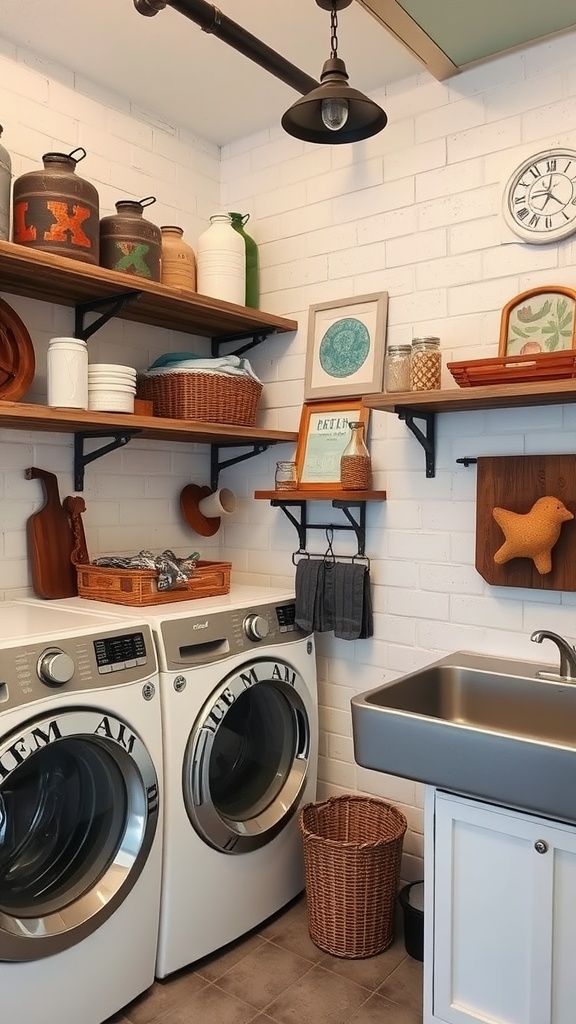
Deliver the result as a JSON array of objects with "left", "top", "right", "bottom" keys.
[
  {"left": 221, "top": 30, "right": 576, "bottom": 881},
  {"left": 3, "top": 29, "right": 576, "bottom": 882}
]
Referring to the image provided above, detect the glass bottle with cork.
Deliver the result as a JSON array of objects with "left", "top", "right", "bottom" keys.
[{"left": 340, "top": 420, "right": 372, "bottom": 490}]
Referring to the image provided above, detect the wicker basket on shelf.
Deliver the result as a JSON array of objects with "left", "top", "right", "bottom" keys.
[
  {"left": 299, "top": 795, "right": 407, "bottom": 959},
  {"left": 76, "top": 559, "right": 231, "bottom": 606},
  {"left": 138, "top": 369, "right": 262, "bottom": 425}
]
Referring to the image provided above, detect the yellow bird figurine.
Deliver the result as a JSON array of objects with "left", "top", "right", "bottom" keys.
[{"left": 493, "top": 495, "right": 574, "bottom": 575}]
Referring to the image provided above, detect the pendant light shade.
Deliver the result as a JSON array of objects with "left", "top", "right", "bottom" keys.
[{"left": 281, "top": 0, "right": 387, "bottom": 145}]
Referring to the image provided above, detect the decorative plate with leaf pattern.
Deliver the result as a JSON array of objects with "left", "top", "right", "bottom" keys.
[{"left": 499, "top": 286, "right": 576, "bottom": 358}]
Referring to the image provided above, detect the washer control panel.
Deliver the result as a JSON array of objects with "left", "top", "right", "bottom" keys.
[
  {"left": 161, "top": 599, "right": 310, "bottom": 670},
  {"left": 0, "top": 625, "right": 156, "bottom": 710}
]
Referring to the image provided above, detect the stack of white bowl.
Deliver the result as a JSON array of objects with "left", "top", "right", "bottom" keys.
[{"left": 88, "top": 363, "right": 137, "bottom": 413}]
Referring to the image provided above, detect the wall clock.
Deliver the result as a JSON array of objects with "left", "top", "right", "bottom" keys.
[{"left": 503, "top": 149, "right": 576, "bottom": 244}]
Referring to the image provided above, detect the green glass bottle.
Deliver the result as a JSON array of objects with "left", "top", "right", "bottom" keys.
[{"left": 229, "top": 212, "right": 259, "bottom": 309}]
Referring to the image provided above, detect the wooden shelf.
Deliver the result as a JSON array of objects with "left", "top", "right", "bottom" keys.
[
  {"left": 0, "top": 240, "right": 298, "bottom": 339},
  {"left": 254, "top": 490, "right": 386, "bottom": 501},
  {"left": 363, "top": 379, "right": 576, "bottom": 414},
  {"left": 0, "top": 400, "right": 297, "bottom": 447}
]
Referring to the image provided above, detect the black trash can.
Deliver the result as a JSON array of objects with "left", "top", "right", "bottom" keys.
[{"left": 398, "top": 880, "right": 424, "bottom": 961}]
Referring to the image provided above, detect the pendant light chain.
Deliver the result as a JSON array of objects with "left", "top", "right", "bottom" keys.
[{"left": 330, "top": 3, "right": 339, "bottom": 59}]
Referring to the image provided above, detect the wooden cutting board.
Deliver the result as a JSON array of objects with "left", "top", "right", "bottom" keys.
[{"left": 25, "top": 467, "right": 77, "bottom": 599}]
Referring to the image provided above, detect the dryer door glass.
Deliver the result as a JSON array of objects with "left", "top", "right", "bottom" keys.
[
  {"left": 184, "top": 657, "right": 313, "bottom": 853},
  {"left": 0, "top": 709, "right": 159, "bottom": 961}
]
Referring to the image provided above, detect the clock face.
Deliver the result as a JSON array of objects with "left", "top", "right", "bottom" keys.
[{"left": 503, "top": 149, "right": 576, "bottom": 243}]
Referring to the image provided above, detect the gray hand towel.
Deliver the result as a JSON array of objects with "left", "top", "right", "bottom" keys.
[
  {"left": 295, "top": 558, "right": 322, "bottom": 632},
  {"left": 333, "top": 562, "right": 368, "bottom": 641},
  {"left": 316, "top": 559, "right": 335, "bottom": 632},
  {"left": 359, "top": 567, "right": 373, "bottom": 639}
]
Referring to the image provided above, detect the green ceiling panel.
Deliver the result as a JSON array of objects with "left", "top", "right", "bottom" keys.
[{"left": 397, "top": 0, "right": 576, "bottom": 65}]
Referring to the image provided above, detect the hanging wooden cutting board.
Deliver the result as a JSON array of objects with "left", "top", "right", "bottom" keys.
[
  {"left": 25, "top": 467, "right": 77, "bottom": 598},
  {"left": 475, "top": 454, "right": 576, "bottom": 591}
]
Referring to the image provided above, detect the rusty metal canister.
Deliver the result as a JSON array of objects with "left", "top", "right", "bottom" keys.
[
  {"left": 99, "top": 197, "right": 161, "bottom": 281},
  {"left": 12, "top": 147, "right": 99, "bottom": 264}
]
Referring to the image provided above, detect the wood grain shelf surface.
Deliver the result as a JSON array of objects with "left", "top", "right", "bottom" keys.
[
  {"left": 0, "top": 240, "right": 298, "bottom": 339},
  {"left": 0, "top": 401, "right": 298, "bottom": 447},
  {"left": 363, "top": 380, "right": 576, "bottom": 414},
  {"left": 254, "top": 489, "right": 387, "bottom": 501}
]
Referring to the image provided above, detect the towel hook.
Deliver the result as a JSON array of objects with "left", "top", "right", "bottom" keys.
[
  {"left": 292, "top": 547, "right": 309, "bottom": 566},
  {"left": 324, "top": 526, "right": 336, "bottom": 567}
]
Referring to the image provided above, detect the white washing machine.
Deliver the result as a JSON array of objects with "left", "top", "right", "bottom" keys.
[
  {"left": 59, "top": 585, "right": 318, "bottom": 978},
  {"left": 1, "top": 601, "right": 163, "bottom": 1024}
]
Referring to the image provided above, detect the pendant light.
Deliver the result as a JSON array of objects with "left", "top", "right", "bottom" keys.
[{"left": 281, "top": 0, "right": 387, "bottom": 145}]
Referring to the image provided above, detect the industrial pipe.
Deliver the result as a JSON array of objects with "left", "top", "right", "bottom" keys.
[{"left": 133, "top": 0, "right": 320, "bottom": 96}]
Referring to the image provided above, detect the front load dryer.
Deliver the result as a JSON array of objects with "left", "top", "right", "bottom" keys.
[
  {"left": 60, "top": 586, "right": 319, "bottom": 977},
  {"left": 0, "top": 601, "right": 163, "bottom": 1024}
]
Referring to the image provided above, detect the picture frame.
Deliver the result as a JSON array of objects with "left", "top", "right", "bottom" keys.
[
  {"left": 499, "top": 286, "right": 576, "bottom": 358},
  {"left": 304, "top": 292, "right": 388, "bottom": 400},
  {"left": 295, "top": 399, "right": 370, "bottom": 491}
]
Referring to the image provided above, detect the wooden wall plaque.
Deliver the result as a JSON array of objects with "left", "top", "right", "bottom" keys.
[{"left": 475, "top": 455, "right": 576, "bottom": 591}]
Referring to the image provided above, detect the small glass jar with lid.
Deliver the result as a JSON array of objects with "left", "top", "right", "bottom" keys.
[
  {"left": 410, "top": 336, "right": 441, "bottom": 392},
  {"left": 384, "top": 343, "right": 411, "bottom": 393},
  {"left": 275, "top": 461, "right": 298, "bottom": 490}
]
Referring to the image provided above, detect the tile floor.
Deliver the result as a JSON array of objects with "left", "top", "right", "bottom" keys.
[{"left": 107, "top": 893, "right": 423, "bottom": 1024}]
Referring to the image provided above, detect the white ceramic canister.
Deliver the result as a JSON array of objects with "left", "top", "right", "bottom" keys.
[
  {"left": 196, "top": 213, "right": 245, "bottom": 305},
  {"left": 0, "top": 125, "right": 11, "bottom": 242},
  {"left": 47, "top": 336, "right": 88, "bottom": 409}
]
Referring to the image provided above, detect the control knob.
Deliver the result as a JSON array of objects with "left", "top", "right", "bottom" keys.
[
  {"left": 37, "top": 648, "right": 75, "bottom": 687},
  {"left": 243, "top": 614, "right": 270, "bottom": 642}
]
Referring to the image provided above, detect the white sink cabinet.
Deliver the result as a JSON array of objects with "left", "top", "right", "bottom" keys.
[{"left": 424, "top": 788, "right": 576, "bottom": 1024}]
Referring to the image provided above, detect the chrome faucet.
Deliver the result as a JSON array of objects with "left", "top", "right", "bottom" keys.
[{"left": 530, "top": 630, "right": 576, "bottom": 681}]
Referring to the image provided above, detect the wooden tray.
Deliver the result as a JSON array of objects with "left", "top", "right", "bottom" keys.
[
  {"left": 448, "top": 351, "right": 576, "bottom": 388},
  {"left": 76, "top": 559, "right": 231, "bottom": 605}
]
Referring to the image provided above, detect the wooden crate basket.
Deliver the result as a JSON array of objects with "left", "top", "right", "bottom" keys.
[{"left": 76, "top": 559, "right": 231, "bottom": 606}]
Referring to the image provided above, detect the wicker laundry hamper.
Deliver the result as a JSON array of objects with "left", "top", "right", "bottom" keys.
[
  {"left": 299, "top": 795, "right": 407, "bottom": 958},
  {"left": 138, "top": 369, "right": 262, "bottom": 426}
]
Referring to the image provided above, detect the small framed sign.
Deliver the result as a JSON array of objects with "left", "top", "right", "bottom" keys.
[
  {"left": 304, "top": 292, "right": 388, "bottom": 400},
  {"left": 295, "top": 399, "right": 370, "bottom": 491},
  {"left": 499, "top": 285, "right": 576, "bottom": 357}
]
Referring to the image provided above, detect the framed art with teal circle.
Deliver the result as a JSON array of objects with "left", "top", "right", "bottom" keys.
[
  {"left": 305, "top": 292, "right": 388, "bottom": 400},
  {"left": 319, "top": 318, "right": 370, "bottom": 378}
]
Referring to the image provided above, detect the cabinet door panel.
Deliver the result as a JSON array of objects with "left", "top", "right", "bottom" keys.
[
  {"left": 551, "top": 848, "right": 576, "bottom": 1023},
  {"left": 434, "top": 795, "right": 536, "bottom": 1024}
]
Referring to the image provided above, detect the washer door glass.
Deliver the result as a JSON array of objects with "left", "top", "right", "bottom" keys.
[
  {"left": 0, "top": 709, "right": 159, "bottom": 961},
  {"left": 184, "top": 657, "right": 313, "bottom": 853}
]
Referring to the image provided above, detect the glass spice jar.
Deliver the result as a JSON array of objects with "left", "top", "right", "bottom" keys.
[
  {"left": 410, "top": 336, "right": 442, "bottom": 391},
  {"left": 275, "top": 461, "right": 298, "bottom": 490},
  {"left": 340, "top": 421, "right": 372, "bottom": 490},
  {"left": 384, "top": 343, "right": 411, "bottom": 393}
]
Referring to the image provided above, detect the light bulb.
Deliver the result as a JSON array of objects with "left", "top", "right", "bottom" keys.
[{"left": 321, "top": 97, "right": 349, "bottom": 131}]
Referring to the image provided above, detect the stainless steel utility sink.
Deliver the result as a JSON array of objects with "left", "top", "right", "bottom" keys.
[{"left": 351, "top": 652, "right": 576, "bottom": 823}]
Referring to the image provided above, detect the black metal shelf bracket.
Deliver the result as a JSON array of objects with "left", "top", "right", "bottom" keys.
[
  {"left": 210, "top": 443, "right": 271, "bottom": 491},
  {"left": 74, "top": 431, "right": 141, "bottom": 491},
  {"left": 271, "top": 498, "right": 367, "bottom": 557},
  {"left": 397, "top": 407, "right": 436, "bottom": 478},
  {"left": 74, "top": 291, "right": 143, "bottom": 341},
  {"left": 211, "top": 328, "right": 275, "bottom": 358}
]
